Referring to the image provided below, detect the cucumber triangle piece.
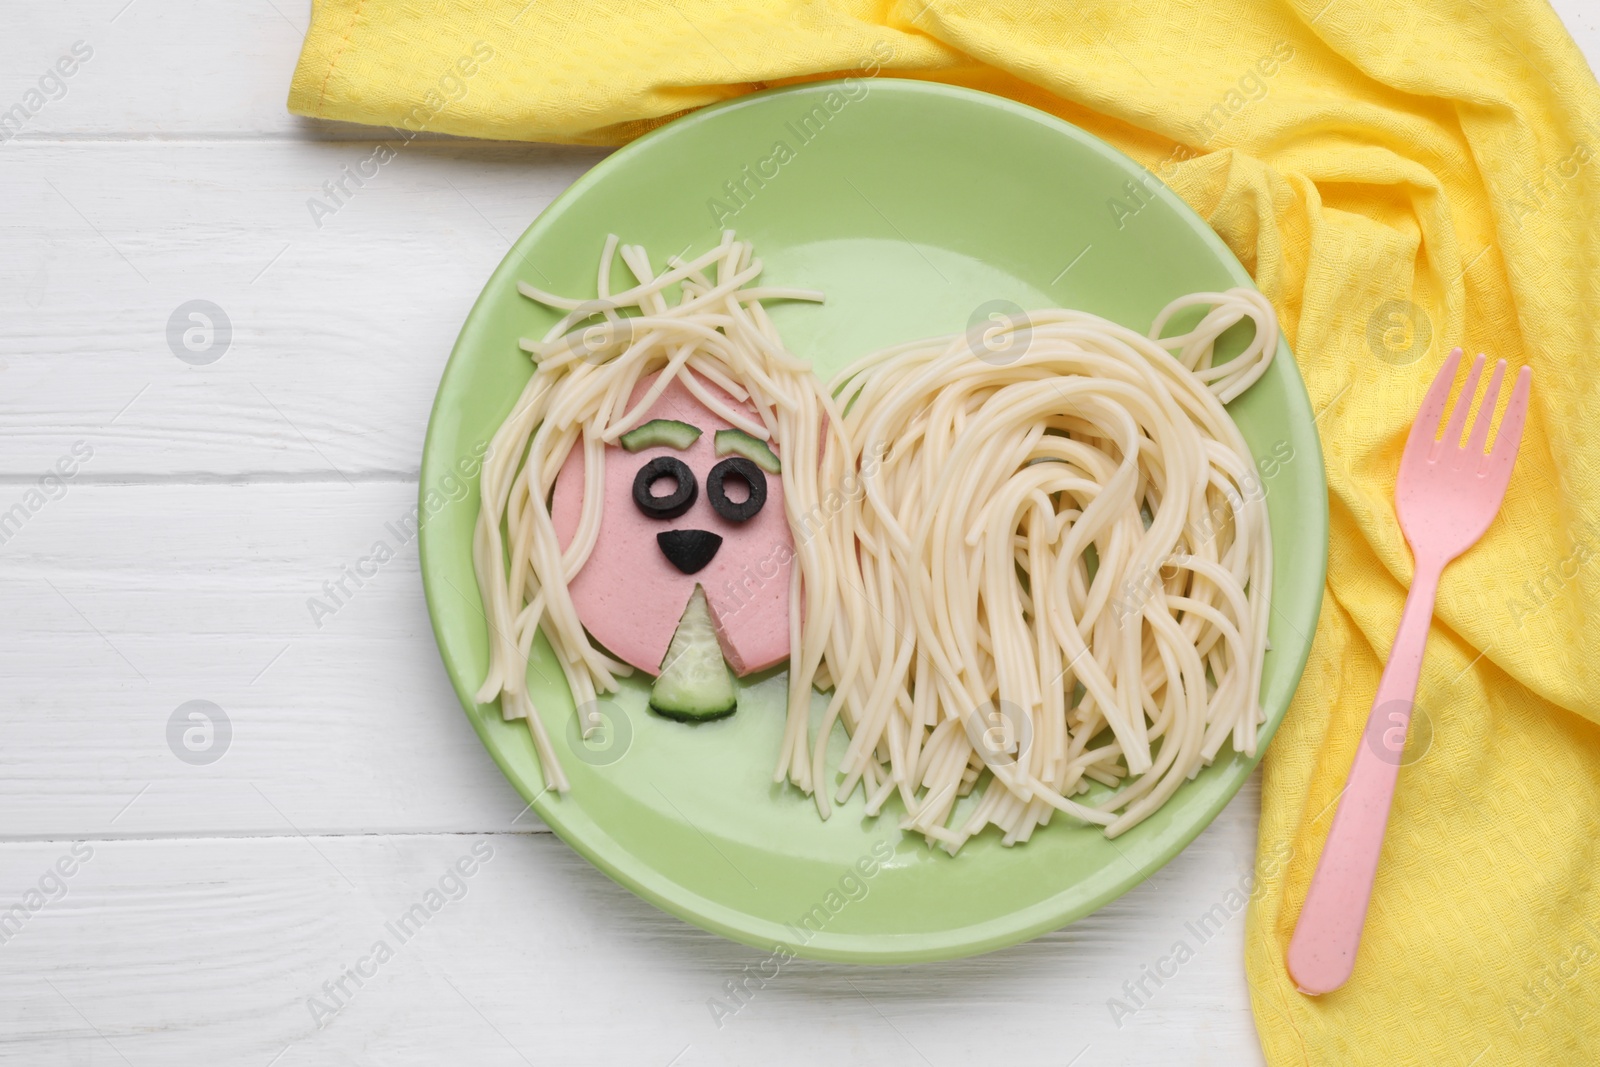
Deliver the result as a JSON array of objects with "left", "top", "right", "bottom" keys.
[{"left": 649, "top": 586, "right": 737, "bottom": 721}]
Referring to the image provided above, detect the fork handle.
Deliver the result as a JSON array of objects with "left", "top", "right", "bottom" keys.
[{"left": 1286, "top": 555, "right": 1443, "bottom": 995}]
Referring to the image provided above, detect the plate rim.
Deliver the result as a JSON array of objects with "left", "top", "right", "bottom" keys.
[{"left": 419, "top": 76, "right": 1329, "bottom": 964}]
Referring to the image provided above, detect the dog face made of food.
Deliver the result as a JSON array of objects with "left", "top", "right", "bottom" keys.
[{"left": 549, "top": 371, "right": 793, "bottom": 679}]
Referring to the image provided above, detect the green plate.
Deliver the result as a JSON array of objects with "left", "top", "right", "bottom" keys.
[{"left": 420, "top": 80, "right": 1327, "bottom": 964}]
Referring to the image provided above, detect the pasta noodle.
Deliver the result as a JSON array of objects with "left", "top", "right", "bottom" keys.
[{"left": 473, "top": 234, "right": 1276, "bottom": 852}]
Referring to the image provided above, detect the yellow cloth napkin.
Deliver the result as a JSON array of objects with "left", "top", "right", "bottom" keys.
[{"left": 291, "top": 1, "right": 1600, "bottom": 1060}]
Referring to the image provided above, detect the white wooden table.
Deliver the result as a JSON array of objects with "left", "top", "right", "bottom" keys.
[{"left": 3, "top": 5, "right": 1594, "bottom": 1064}]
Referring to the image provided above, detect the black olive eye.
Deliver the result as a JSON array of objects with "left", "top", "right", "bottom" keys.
[
  {"left": 707, "top": 456, "right": 767, "bottom": 523},
  {"left": 632, "top": 456, "right": 697, "bottom": 520}
]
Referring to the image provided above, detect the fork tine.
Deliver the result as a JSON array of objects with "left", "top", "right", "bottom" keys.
[
  {"left": 1466, "top": 359, "right": 1508, "bottom": 456},
  {"left": 1407, "top": 347, "right": 1463, "bottom": 456},
  {"left": 1438, "top": 353, "right": 1485, "bottom": 457},
  {"left": 1486, "top": 366, "right": 1532, "bottom": 475}
]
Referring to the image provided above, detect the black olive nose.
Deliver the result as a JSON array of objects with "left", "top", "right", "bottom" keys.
[{"left": 657, "top": 529, "right": 722, "bottom": 574}]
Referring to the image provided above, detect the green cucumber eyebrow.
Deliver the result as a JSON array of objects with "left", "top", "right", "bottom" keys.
[
  {"left": 714, "top": 428, "right": 781, "bottom": 473},
  {"left": 618, "top": 419, "right": 703, "bottom": 452}
]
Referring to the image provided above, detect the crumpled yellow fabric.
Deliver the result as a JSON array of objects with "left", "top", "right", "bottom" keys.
[{"left": 291, "top": 1, "right": 1600, "bottom": 1060}]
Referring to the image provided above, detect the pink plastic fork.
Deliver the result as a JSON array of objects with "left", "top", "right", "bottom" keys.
[{"left": 1286, "top": 348, "right": 1531, "bottom": 996}]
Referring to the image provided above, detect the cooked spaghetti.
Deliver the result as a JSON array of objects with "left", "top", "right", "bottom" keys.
[
  {"left": 804, "top": 292, "right": 1277, "bottom": 849},
  {"left": 475, "top": 234, "right": 1276, "bottom": 850}
]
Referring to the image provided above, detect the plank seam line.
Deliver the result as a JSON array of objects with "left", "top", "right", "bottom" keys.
[
  {"left": 0, "top": 471, "right": 420, "bottom": 487},
  {"left": 0, "top": 828, "right": 556, "bottom": 846}
]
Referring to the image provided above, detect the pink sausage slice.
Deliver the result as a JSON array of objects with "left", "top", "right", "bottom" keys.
[{"left": 550, "top": 371, "right": 793, "bottom": 676}]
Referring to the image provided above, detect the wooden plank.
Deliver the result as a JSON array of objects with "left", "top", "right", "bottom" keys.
[
  {"left": 0, "top": 817, "right": 1265, "bottom": 1066},
  {"left": 0, "top": 140, "right": 606, "bottom": 478},
  {"left": 0, "top": 481, "right": 546, "bottom": 837},
  {"left": 2, "top": 0, "right": 313, "bottom": 139}
]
